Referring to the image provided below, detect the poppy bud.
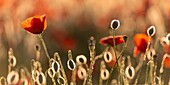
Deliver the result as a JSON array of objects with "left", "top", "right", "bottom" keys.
[
  {"left": 110, "top": 20, "right": 120, "bottom": 30},
  {"left": 123, "top": 36, "right": 128, "bottom": 43},
  {"left": 147, "top": 26, "right": 156, "bottom": 36}
]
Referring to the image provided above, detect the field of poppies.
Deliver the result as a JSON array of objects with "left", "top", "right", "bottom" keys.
[{"left": 0, "top": 0, "right": 170, "bottom": 85}]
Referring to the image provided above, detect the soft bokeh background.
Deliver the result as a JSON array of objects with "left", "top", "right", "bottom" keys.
[{"left": 0, "top": 0, "right": 170, "bottom": 84}]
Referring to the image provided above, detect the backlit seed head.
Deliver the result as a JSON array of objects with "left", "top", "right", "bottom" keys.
[
  {"left": 100, "top": 69, "right": 109, "bottom": 80},
  {"left": 88, "top": 36, "right": 96, "bottom": 47},
  {"left": 7, "top": 71, "right": 19, "bottom": 85},
  {"left": 57, "top": 76, "right": 65, "bottom": 85},
  {"left": 147, "top": 26, "right": 156, "bottom": 36},
  {"left": 104, "top": 51, "right": 112, "bottom": 63},
  {"left": 35, "top": 44, "right": 41, "bottom": 51},
  {"left": 36, "top": 72, "right": 46, "bottom": 85},
  {"left": 52, "top": 61, "right": 60, "bottom": 73},
  {"left": 125, "top": 66, "right": 135, "bottom": 80},
  {"left": 77, "top": 67, "right": 87, "bottom": 80},
  {"left": 110, "top": 20, "right": 120, "bottom": 30},
  {"left": 76, "top": 55, "right": 87, "bottom": 65},
  {"left": 67, "top": 59, "right": 76, "bottom": 70}
]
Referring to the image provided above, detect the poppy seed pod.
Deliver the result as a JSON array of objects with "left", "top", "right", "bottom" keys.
[
  {"left": 123, "top": 36, "right": 128, "bottom": 43},
  {"left": 36, "top": 72, "right": 46, "bottom": 85},
  {"left": 67, "top": 59, "right": 76, "bottom": 70},
  {"left": 110, "top": 20, "right": 120, "bottom": 30},
  {"left": 125, "top": 65, "right": 135, "bottom": 79},
  {"left": 7, "top": 71, "right": 19, "bottom": 85},
  {"left": 52, "top": 61, "right": 60, "bottom": 73},
  {"left": 104, "top": 51, "right": 112, "bottom": 63},
  {"left": 76, "top": 55, "right": 87, "bottom": 65},
  {"left": 147, "top": 26, "right": 156, "bottom": 36},
  {"left": 100, "top": 69, "right": 110, "bottom": 80}
]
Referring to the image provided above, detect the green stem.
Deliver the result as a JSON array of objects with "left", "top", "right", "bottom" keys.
[{"left": 38, "top": 34, "right": 50, "bottom": 60}]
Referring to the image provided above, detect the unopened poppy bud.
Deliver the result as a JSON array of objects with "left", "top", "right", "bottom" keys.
[
  {"left": 125, "top": 65, "right": 135, "bottom": 79},
  {"left": 35, "top": 44, "right": 41, "bottom": 51},
  {"left": 110, "top": 20, "right": 120, "bottom": 30},
  {"left": 147, "top": 26, "right": 156, "bottom": 36},
  {"left": 7, "top": 71, "right": 19, "bottom": 85},
  {"left": 123, "top": 36, "right": 128, "bottom": 43}
]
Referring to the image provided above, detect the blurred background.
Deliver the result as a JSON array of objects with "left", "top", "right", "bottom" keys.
[{"left": 0, "top": 0, "right": 170, "bottom": 84}]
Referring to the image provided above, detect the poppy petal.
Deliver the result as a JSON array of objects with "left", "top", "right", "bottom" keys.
[{"left": 99, "top": 35, "right": 126, "bottom": 46}]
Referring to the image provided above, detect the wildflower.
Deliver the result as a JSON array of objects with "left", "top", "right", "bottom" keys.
[
  {"left": 164, "top": 57, "right": 170, "bottom": 68},
  {"left": 99, "top": 35, "right": 126, "bottom": 46},
  {"left": 21, "top": 15, "right": 47, "bottom": 34},
  {"left": 133, "top": 34, "right": 151, "bottom": 57}
]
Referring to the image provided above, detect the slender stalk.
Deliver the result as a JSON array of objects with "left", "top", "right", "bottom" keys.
[
  {"left": 38, "top": 34, "right": 50, "bottom": 60},
  {"left": 106, "top": 41, "right": 127, "bottom": 85},
  {"left": 55, "top": 53, "right": 68, "bottom": 85}
]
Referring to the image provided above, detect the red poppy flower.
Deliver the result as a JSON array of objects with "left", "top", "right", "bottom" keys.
[
  {"left": 133, "top": 34, "right": 151, "bottom": 57},
  {"left": 164, "top": 56, "right": 170, "bottom": 68},
  {"left": 21, "top": 15, "right": 47, "bottom": 34},
  {"left": 99, "top": 35, "right": 126, "bottom": 46}
]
